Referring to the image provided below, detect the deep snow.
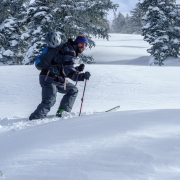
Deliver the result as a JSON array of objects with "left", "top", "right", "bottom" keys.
[{"left": 1, "top": 34, "right": 180, "bottom": 180}]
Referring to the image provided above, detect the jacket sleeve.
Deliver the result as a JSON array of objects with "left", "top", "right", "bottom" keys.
[{"left": 63, "top": 65, "right": 84, "bottom": 81}]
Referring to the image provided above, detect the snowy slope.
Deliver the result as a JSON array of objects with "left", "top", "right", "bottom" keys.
[
  {"left": 85, "top": 33, "right": 151, "bottom": 65},
  {"left": 1, "top": 110, "right": 180, "bottom": 180},
  {"left": 1, "top": 34, "right": 180, "bottom": 180},
  {"left": 0, "top": 64, "right": 180, "bottom": 118}
]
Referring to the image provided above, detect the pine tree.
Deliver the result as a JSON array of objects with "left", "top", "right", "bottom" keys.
[
  {"left": 139, "top": 0, "right": 151, "bottom": 15},
  {"left": 122, "top": 14, "right": 133, "bottom": 34},
  {"left": 110, "top": 11, "right": 116, "bottom": 33},
  {"left": 130, "top": 2, "right": 143, "bottom": 34},
  {"left": 23, "top": 0, "right": 118, "bottom": 65},
  {"left": 111, "top": 12, "right": 126, "bottom": 33},
  {"left": 0, "top": 1, "right": 12, "bottom": 64},
  {"left": 53, "top": 0, "right": 118, "bottom": 46},
  {"left": 23, "top": 0, "right": 54, "bottom": 64},
  {"left": 0, "top": 0, "right": 28, "bottom": 65},
  {"left": 121, "top": 2, "right": 143, "bottom": 34},
  {"left": 0, "top": 0, "right": 118, "bottom": 65},
  {"left": 140, "top": 0, "right": 180, "bottom": 65}
]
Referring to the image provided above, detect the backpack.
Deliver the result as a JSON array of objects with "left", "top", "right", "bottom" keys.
[
  {"left": 35, "top": 39, "right": 76, "bottom": 71},
  {"left": 35, "top": 45, "right": 64, "bottom": 70}
]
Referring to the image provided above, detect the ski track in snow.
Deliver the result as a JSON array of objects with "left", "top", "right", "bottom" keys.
[{"left": 0, "top": 112, "right": 97, "bottom": 132}]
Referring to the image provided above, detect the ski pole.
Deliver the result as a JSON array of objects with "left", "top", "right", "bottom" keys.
[{"left": 79, "top": 79, "right": 88, "bottom": 116}]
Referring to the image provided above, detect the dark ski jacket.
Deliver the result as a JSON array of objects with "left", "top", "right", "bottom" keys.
[{"left": 39, "top": 41, "right": 85, "bottom": 85}]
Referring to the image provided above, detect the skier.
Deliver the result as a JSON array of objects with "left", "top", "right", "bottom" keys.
[{"left": 29, "top": 32, "right": 91, "bottom": 120}]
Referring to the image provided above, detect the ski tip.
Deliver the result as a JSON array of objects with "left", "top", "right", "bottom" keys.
[{"left": 105, "top": 105, "right": 120, "bottom": 113}]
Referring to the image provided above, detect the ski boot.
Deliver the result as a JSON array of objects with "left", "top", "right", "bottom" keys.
[{"left": 56, "top": 109, "right": 64, "bottom": 118}]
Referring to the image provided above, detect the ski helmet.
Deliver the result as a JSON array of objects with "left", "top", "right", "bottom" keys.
[{"left": 45, "top": 31, "right": 61, "bottom": 48}]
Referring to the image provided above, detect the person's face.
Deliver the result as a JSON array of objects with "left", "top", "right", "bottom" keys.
[{"left": 77, "top": 42, "right": 87, "bottom": 53}]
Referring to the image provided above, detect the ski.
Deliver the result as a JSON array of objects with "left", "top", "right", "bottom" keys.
[
  {"left": 105, "top": 105, "right": 120, "bottom": 112},
  {"left": 28, "top": 106, "right": 120, "bottom": 120},
  {"left": 95, "top": 105, "right": 120, "bottom": 114}
]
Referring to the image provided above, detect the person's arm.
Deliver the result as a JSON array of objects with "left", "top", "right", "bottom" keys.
[{"left": 63, "top": 65, "right": 91, "bottom": 81}]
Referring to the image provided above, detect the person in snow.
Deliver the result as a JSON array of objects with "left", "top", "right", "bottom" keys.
[{"left": 29, "top": 32, "right": 91, "bottom": 120}]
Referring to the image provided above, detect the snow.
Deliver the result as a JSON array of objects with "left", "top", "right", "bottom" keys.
[
  {"left": 1, "top": 34, "right": 180, "bottom": 180},
  {"left": 29, "top": 0, "right": 35, "bottom": 5},
  {"left": 149, "top": 56, "right": 180, "bottom": 66},
  {"left": 10, "top": 40, "right": 18, "bottom": 47},
  {"left": 152, "top": 35, "right": 169, "bottom": 44},
  {"left": 85, "top": 34, "right": 151, "bottom": 65},
  {"left": 173, "top": 38, "right": 180, "bottom": 44},
  {"left": 21, "top": 32, "right": 30, "bottom": 40},
  {"left": 34, "top": 11, "right": 47, "bottom": 18},
  {"left": 32, "top": 26, "right": 42, "bottom": 35},
  {"left": 143, "top": 22, "right": 151, "bottom": 29},
  {"left": 2, "top": 50, "right": 14, "bottom": 57},
  {"left": 151, "top": 7, "right": 160, "bottom": 11},
  {"left": 3, "top": 18, "right": 15, "bottom": 28},
  {"left": 23, "top": 43, "right": 38, "bottom": 64}
]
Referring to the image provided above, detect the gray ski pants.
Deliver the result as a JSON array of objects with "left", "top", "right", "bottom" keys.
[{"left": 29, "top": 81, "right": 78, "bottom": 119}]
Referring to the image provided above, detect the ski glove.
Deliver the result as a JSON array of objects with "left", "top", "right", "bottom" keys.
[
  {"left": 76, "top": 64, "right": 85, "bottom": 72},
  {"left": 84, "top": 71, "right": 91, "bottom": 80}
]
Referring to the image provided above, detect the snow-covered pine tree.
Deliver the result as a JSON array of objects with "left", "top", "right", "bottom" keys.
[
  {"left": 53, "top": 0, "right": 118, "bottom": 46},
  {"left": 129, "top": 2, "right": 143, "bottom": 34},
  {"left": 110, "top": 11, "right": 117, "bottom": 33},
  {"left": 52, "top": 0, "right": 118, "bottom": 63},
  {"left": 23, "top": 0, "right": 118, "bottom": 64},
  {"left": 0, "top": 1, "right": 7, "bottom": 64},
  {"left": 23, "top": 0, "right": 54, "bottom": 65},
  {"left": 121, "top": 14, "right": 132, "bottom": 34},
  {"left": 111, "top": 12, "right": 126, "bottom": 33},
  {"left": 0, "top": 0, "right": 27, "bottom": 65},
  {"left": 139, "top": 0, "right": 151, "bottom": 15},
  {"left": 121, "top": 2, "right": 143, "bottom": 34},
  {"left": 140, "top": 0, "right": 180, "bottom": 65},
  {"left": 175, "top": 4, "right": 180, "bottom": 31}
]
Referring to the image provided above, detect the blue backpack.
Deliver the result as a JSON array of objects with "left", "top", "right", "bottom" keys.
[
  {"left": 35, "top": 46, "right": 63, "bottom": 70},
  {"left": 35, "top": 40, "right": 76, "bottom": 70}
]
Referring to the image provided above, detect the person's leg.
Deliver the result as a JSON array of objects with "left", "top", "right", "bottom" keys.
[
  {"left": 57, "top": 82, "right": 78, "bottom": 112},
  {"left": 29, "top": 83, "right": 57, "bottom": 120}
]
